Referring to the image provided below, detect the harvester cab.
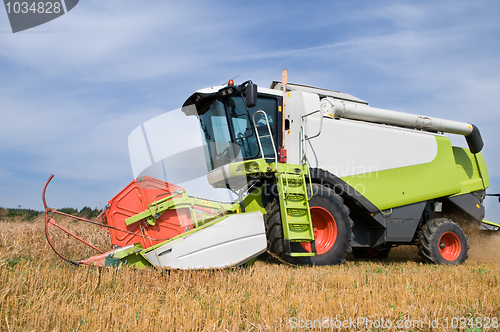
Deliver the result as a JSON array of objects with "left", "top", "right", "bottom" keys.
[{"left": 43, "top": 73, "right": 500, "bottom": 269}]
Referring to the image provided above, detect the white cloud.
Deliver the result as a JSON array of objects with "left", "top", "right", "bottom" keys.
[
  {"left": 0, "top": 1, "right": 256, "bottom": 82},
  {"left": 1, "top": 0, "right": 500, "bottom": 209}
]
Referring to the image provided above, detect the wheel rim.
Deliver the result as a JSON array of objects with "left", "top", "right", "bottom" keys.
[
  {"left": 300, "top": 207, "right": 337, "bottom": 255},
  {"left": 439, "top": 231, "right": 461, "bottom": 261}
]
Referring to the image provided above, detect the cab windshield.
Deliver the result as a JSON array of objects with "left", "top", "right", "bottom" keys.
[{"left": 199, "top": 95, "right": 278, "bottom": 171}]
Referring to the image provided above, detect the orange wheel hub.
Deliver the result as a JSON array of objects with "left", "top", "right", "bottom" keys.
[
  {"left": 300, "top": 207, "right": 337, "bottom": 255},
  {"left": 439, "top": 231, "right": 461, "bottom": 261}
]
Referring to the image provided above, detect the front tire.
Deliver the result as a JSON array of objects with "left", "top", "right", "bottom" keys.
[
  {"left": 265, "top": 184, "right": 353, "bottom": 266},
  {"left": 418, "top": 218, "right": 468, "bottom": 265}
]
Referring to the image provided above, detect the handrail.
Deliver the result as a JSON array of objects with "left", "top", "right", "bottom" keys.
[
  {"left": 252, "top": 110, "right": 278, "bottom": 167},
  {"left": 304, "top": 164, "right": 313, "bottom": 201},
  {"left": 301, "top": 110, "right": 324, "bottom": 141}
]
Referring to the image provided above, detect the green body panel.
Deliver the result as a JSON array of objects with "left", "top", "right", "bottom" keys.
[
  {"left": 244, "top": 257, "right": 258, "bottom": 266},
  {"left": 242, "top": 189, "right": 268, "bottom": 215},
  {"left": 476, "top": 152, "right": 489, "bottom": 189},
  {"left": 452, "top": 148, "right": 488, "bottom": 195},
  {"left": 124, "top": 252, "right": 152, "bottom": 268},
  {"left": 211, "top": 158, "right": 273, "bottom": 189},
  {"left": 104, "top": 256, "right": 121, "bottom": 267},
  {"left": 99, "top": 243, "right": 153, "bottom": 268},
  {"left": 339, "top": 136, "right": 490, "bottom": 210},
  {"left": 115, "top": 244, "right": 152, "bottom": 268},
  {"left": 483, "top": 220, "right": 500, "bottom": 227},
  {"left": 341, "top": 136, "right": 462, "bottom": 210}
]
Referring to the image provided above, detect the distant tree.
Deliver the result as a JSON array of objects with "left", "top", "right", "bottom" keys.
[
  {"left": 0, "top": 207, "right": 8, "bottom": 219},
  {"left": 57, "top": 207, "right": 78, "bottom": 215},
  {"left": 78, "top": 207, "right": 102, "bottom": 219},
  {"left": 78, "top": 206, "right": 92, "bottom": 218},
  {"left": 5, "top": 208, "right": 40, "bottom": 221},
  {"left": 8, "top": 208, "right": 39, "bottom": 217},
  {"left": 90, "top": 208, "right": 101, "bottom": 219}
]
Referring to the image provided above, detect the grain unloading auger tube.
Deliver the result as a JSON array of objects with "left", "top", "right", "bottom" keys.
[
  {"left": 42, "top": 174, "right": 267, "bottom": 269},
  {"left": 318, "top": 95, "right": 484, "bottom": 154}
]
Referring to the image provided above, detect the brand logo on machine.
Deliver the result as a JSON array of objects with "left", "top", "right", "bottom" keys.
[{"left": 3, "top": 0, "right": 79, "bottom": 33}]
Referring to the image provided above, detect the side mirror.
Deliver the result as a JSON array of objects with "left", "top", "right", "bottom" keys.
[{"left": 245, "top": 82, "right": 257, "bottom": 108}]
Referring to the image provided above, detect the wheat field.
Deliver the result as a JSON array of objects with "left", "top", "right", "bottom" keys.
[{"left": 0, "top": 215, "right": 499, "bottom": 331}]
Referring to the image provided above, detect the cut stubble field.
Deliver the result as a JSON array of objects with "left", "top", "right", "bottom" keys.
[{"left": 0, "top": 216, "right": 499, "bottom": 331}]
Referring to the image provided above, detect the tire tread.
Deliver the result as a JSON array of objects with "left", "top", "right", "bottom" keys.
[{"left": 417, "top": 218, "right": 468, "bottom": 265}]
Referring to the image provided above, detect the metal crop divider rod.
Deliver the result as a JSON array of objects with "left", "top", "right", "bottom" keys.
[{"left": 42, "top": 175, "right": 166, "bottom": 265}]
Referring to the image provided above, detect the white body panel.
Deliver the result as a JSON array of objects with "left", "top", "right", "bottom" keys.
[
  {"left": 284, "top": 91, "right": 321, "bottom": 165},
  {"left": 306, "top": 117, "right": 439, "bottom": 177},
  {"left": 144, "top": 212, "right": 267, "bottom": 269},
  {"left": 207, "top": 163, "right": 231, "bottom": 186},
  {"left": 284, "top": 91, "right": 440, "bottom": 175}
]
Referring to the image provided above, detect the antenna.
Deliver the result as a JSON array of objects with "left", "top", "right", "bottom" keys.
[
  {"left": 282, "top": 69, "right": 287, "bottom": 146},
  {"left": 222, "top": 75, "right": 240, "bottom": 86}
]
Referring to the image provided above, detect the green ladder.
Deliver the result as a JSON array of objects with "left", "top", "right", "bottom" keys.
[{"left": 276, "top": 168, "right": 316, "bottom": 257}]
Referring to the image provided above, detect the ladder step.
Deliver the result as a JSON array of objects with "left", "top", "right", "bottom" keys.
[
  {"left": 288, "top": 220, "right": 312, "bottom": 225},
  {"left": 286, "top": 212, "right": 308, "bottom": 220},
  {"left": 288, "top": 229, "right": 311, "bottom": 236},
  {"left": 285, "top": 201, "right": 308, "bottom": 209},
  {"left": 284, "top": 187, "right": 306, "bottom": 195},
  {"left": 282, "top": 172, "right": 302, "bottom": 177},
  {"left": 284, "top": 179, "right": 303, "bottom": 186},
  {"left": 283, "top": 175, "right": 303, "bottom": 181},
  {"left": 284, "top": 196, "right": 307, "bottom": 204},
  {"left": 284, "top": 178, "right": 303, "bottom": 183}
]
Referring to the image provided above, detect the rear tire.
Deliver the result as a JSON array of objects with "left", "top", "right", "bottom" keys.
[
  {"left": 264, "top": 184, "right": 352, "bottom": 266},
  {"left": 418, "top": 218, "right": 468, "bottom": 265}
]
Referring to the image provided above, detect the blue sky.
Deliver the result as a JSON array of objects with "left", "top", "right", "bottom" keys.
[{"left": 1, "top": 0, "right": 500, "bottom": 219}]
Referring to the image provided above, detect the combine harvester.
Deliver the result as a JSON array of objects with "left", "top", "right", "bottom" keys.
[{"left": 43, "top": 70, "right": 500, "bottom": 268}]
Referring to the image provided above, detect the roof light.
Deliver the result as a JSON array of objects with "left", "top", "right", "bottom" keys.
[{"left": 228, "top": 79, "right": 234, "bottom": 86}]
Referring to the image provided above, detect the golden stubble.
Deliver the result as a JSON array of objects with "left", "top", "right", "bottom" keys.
[{"left": 0, "top": 217, "right": 499, "bottom": 331}]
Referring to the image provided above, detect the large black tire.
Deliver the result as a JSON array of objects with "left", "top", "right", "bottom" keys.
[
  {"left": 418, "top": 218, "right": 469, "bottom": 265},
  {"left": 265, "top": 183, "right": 353, "bottom": 266},
  {"left": 352, "top": 247, "right": 391, "bottom": 259}
]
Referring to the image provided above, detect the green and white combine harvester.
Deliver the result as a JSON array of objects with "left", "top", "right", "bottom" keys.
[{"left": 43, "top": 72, "right": 500, "bottom": 268}]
